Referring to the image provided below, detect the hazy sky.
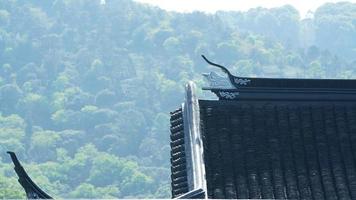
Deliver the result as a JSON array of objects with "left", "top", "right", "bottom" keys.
[{"left": 134, "top": 0, "right": 356, "bottom": 17}]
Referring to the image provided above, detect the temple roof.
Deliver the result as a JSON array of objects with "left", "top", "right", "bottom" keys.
[
  {"left": 199, "top": 100, "right": 356, "bottom": 199},
  {"left": 169, "top": 57, "right": 356, "bottom": 199}
]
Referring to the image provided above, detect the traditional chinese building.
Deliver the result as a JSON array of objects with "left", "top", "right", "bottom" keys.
[
  {"left": 8, "top": 56, "right": 356, "bottom": 199},
  {"left": 169, "top": 56, "right": 356, "bottom": 199}
]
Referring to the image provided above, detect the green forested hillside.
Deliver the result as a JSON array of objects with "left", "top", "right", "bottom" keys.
[{"left": 0, "top": 0, "right": 355, "bottom": 198}]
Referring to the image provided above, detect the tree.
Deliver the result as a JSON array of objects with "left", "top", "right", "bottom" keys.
[
  {"left": 29, "top": 130, "right": 60, "bottom": 162},
  {"left": 95, "top": 89, "right": 117, "bottom": 107},
  {"left": 0, "top": 173, "right": 25, "bottom": 199},
  {"left": 0, "top": 10, "right": 10, "bottom": 27},
  {"left": 17, "top": 93, "right": 52, "bottom": 127},
  {"left": 0, "top": 83, "right": 22, "bottom": 114}
]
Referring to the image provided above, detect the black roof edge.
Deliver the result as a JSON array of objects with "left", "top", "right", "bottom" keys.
[
  {"left": 201, "top": 55, "right": 356, "bottom": 90},
  {"left": 210, "top": 88, "right": 356, "bottom": 101},
  {"left": 7, "top": 151, "right": 53, "bottom": 199},
  {"left": 175, "top": 188, "right": 205, "bottom": 199},
  {"left": 201, "top": 56, "right": 356, "bottom": 100}
]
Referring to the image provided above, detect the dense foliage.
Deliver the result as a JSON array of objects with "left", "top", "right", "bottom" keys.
[{"left": 0, "top": 0, "right": 355, "bottom": 198}]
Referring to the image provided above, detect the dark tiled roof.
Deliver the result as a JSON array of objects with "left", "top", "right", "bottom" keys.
[
  {"left": 199, "top": 100, "right": 356, "bottom": 199},
  {"left": 169, "top": 58, "right": 356, "bottom": 199},
  {"left": 170, "top": 108, "right": 189, "bottom": 198}
]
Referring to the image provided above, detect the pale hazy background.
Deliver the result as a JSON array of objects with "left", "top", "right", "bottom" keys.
[{"left": 134, "top": 0, "right": 356, "bottom": 17}]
